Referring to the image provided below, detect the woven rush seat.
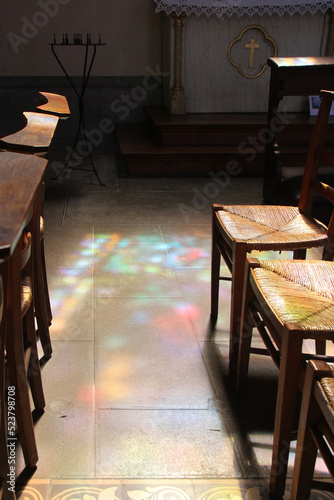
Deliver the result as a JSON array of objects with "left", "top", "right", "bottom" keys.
[
  {"left": 320, "top": 372, "right": 334, "bottom": 409},
  {"left": 250, "top": 260, "right": 334, "bottom": 332},
  {"left": 217, "top": 205, "right": 327, "bottom": 251},
  {"left": 237, "top": 258, "right": 334, "bottom": 498}
]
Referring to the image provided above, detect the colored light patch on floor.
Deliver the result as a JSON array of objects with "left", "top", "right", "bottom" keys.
[
  {"left": 165, "top": 238, "right": 210, "bottom": 269},
  {"left": 50, "top": 231, "right": 210, "bottom": 319}
]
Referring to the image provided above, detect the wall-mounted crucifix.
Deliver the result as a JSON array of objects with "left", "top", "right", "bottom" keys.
[{"left": 245, "top": 38, "right": 260, "bottom": 67}]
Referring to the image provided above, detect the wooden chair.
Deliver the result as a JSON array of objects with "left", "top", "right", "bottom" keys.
[
  {"left": 211, "top": 90, "right": 334, "bottom": 371},
  {"left": 290, "top": 359, "right": 334, "bottom": 499},
  {"left": 5, "top": 197, "right": 45, "bottom": 469},
  {"left": 0, "top": 110, "right": 58, "bottom": 360},
  {"left": 237, "top": 258, "right": 334, "bottom": 498}
]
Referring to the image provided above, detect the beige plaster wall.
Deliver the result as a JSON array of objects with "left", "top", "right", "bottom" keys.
[{"left": 0, "top": 0, "right": 162, "bottom": 76}]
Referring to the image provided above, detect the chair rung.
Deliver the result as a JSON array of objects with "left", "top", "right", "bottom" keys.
[
  {"left": 310, "top": 424, "right": 334, "bottom": 477},
  {"left": 311, "top": 480, "right": 334, "bottom": 493},
  {"left": 249, "top": 305, "right": 281, "bottom": 367},
  {"left": 219, "top": 276, "right": 232, "bottom": 281},
  {"left": 302, "top": 353, "right": 334, "bottom": 363},
  {"left": 250, "top": 347, "right": 270, "bottom": 356}
]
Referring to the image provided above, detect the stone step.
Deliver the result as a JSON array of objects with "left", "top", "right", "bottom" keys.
[
  {"left": 145, "top": 106, "right": 269, "bottom": 146},
  {"left": 116, "top": 107, "right": 334, "bottom": 177},
  {"left": 116, "top": 123, "right": 308, "bottom": 177}
]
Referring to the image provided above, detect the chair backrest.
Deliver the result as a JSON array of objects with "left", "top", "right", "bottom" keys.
[
  {"left": 37, "top": 92, "right": 70, "bottom": 118},
  {"left": 0, "top": 112, "right": 59, "bottom": 154},
  {"left": 298, "top": 90, "right": 334, "bottom": 257}
]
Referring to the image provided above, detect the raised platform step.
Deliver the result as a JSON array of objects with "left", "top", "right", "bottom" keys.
[
  {"left": 116, "top": 123, "right": 308, "bottom": 177},
  {"left": 116, "top": 107, "right": 333, "bottom": 177},
  {"left": 146, "top": 106, "right": 269, "bottom": 146}
]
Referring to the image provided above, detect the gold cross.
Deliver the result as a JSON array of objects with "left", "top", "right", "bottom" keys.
[{"left": 245, "top": 38, "right": 260, "bottom": 68}]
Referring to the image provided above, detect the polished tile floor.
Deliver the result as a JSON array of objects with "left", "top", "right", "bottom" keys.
[{"left": 13, "top": 133, "right": 333, "bottom": 500}]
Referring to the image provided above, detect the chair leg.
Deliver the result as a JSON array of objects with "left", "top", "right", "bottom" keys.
[
  {"left": 315, "top": 339, "right": 326, "bottom": 355},
  {"left": 211, "top": 239, "right": 221, "bottom": 319},
  {"left": 211, "top": 209, "right": 222, "bottom": 319},
  {"left": 34, "top": 186, "right": 52, "bottom": 359},
  {"left": 6, "top": 245, "right": 38, "bottom": 468},
  {"left": 293, "top": 249, "right": 307, "bottom": 260},
  {"left": 290, "top": 361, "right": 323, "bottom": 500},
  {"left": 0, "top": 275, "right": 16, "bottom": 500},
  {"left": 1, "top": 483, "right": 16, "bottom": 500},
  {"left": 236, "top": 263, "right": 257, "bottom": 392},
  {"left": 41, "top": 235, "right": 52, "bottom": 325},
  {"left": 6, "top": 319, "right": 38, "bottom": 468},
  {"left": 0, "top": 442, "right": 16, "bottom": 500},
  {"left": 269, "top": 330, "right": 303, "bottom": 499},
  {"left": 34, "top": 237, "right": 52, "bottom": 359},
  {"left": 294, "top": 247, "right": 326, "bottom": 356},
  {"left": 229, "top": 242, "right": 248, "bottom": 372},
  {"left": 0, "top": 422, "right": 16, "bottom": 500},
  {"left": 23, "top": 305, "right": 45, "bottom": 412}
]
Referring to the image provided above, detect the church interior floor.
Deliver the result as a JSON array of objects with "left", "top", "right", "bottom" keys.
[{"left": 14, "top": 135, "right": 333, "bottom": 500}]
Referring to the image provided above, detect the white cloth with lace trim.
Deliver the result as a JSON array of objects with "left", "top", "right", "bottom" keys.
[{"left": 153, "top": 0, "right": 334, "bottom": 17}]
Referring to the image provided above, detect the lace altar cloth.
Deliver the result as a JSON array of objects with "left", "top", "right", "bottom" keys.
[{"left": 154, "top": 0, "right": 334, "bottom": 17}]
